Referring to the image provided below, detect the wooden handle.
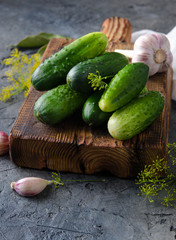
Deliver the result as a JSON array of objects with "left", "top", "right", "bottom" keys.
[{"left": 101, "top": 16, "right": 132, "bottom": 44}]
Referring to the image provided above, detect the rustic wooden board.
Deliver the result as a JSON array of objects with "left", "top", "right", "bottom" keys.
[{"left": 9, "top": 18, "right": 172, "bottom": 178}]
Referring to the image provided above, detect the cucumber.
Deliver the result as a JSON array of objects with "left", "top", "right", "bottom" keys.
[
  {"left": 99, "top": 63, "right": 149, "bottom": 112},
  {"left": 108, "top": 91, "right": 165, "bottom": 140},
  {"left": 82, "top": 90, "right": 112, "bottom": 126},
  {"left": 34, "top": 84, "right": 88, "bottom": 125},
  {"left": 31, "top": 32, "right": 108, "bottom": 91},
  {"left": 67, "top": 52, "right": 129, "bottom": 94}
]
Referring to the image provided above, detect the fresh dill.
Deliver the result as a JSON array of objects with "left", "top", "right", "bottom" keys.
[
  {"left": 88, "top": 71, "right": 112, "bottom": 91},
  {"left": 52, "top": 172, "right": 105, "bottom": 189},
  {"left": 0, "top": 48, "right": 40, "bottom": 102},
  {"left": 135, "top": 143, "right": 176, "bottom": 207}
]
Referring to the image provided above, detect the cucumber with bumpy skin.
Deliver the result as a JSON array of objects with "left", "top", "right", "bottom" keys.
[
  {"left": 67, "top": 52, "right": 129, "bottom": 94},
  {"left": 31, "top": 32, "right": 108, "bottom": 91},
  {"left": 99, "top": 63, "right": 149, "bottom": 112},
  {"left": 34, "top": 84, "right": 88, "bottom": 125},
  {"left": 107, "top": 91, "right": 165, "bottom": 140}
]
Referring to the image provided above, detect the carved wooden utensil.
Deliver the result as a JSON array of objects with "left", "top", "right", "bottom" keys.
[
  {"left": 101, "top": 16, "right": 132, "bottom": 43},
  {"left": 9, "top": 17, "right": 172, "bottom": 178}
]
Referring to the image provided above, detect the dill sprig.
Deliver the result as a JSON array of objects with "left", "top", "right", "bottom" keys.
[
  {"left": 52, "top": 172, "right": 105, "bottom": 189},
  {"left": 135, "top": 143, "right": 176, "bottom": 207},
  {"left": 88, "top": 71, "right": 112, "bottom": 91},
  {"left": 52, "top": 172, "right": 64, "bottom": 188},
  {"left": 0, "top": 48, "right": 40, "bottom": 102}
]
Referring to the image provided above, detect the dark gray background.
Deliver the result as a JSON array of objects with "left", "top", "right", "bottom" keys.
[{"left": 0, "top": 0, "right": 176, "bottom": 239}]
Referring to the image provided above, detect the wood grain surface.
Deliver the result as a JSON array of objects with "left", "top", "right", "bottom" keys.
[{"left": 9, "top": 17, "right": 172, "bottom": 178}]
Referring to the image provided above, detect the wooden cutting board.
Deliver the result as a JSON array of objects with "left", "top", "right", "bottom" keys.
[{"left": 9, "top": 17, "right": 172, "bottom": 178}]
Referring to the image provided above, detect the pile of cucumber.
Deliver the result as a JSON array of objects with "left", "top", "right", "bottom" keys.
[{"left": 32, "top": 32, "right": 165, "bottom": 140}]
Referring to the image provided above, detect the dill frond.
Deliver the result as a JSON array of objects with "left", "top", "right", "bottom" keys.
[
  {"left": 136, "top": 143, "right": 176, "bottom": 207},
  {"left": 0, "top": 48, "right": 40, "bottom": 102},
  {"left": 51, "top": 172, "right": 64, "bottom": 188},
  {"left": 51, "top": 172, "right": 105, "bottom": 189},
  {"left": 88, "top": 71, "right": 110, "bottom": 91}
]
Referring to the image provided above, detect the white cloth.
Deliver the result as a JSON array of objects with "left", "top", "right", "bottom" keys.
[{"left": 131, "top": 28, "right": 176, "bottom": 101}]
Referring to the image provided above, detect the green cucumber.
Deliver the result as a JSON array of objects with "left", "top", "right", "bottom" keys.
[
  {"left": 31, "top": 32, "right": 108, "bottom": 91},
  {"left": 108, "top": 91, "right": 165, "bottom": 140},
  {"left": 99, "top": 62, "right": 149, "bottom": 112},
  {"left": 67, "top": 52, "right": 129, "bottom": 94},
  {"left": 82, "top": 91, "right": 112, "bottom": 126},
  {"left": 34, "top": 84, "right": 88, "bottom": 125}
]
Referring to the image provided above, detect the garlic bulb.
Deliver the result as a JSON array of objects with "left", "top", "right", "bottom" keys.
[
  {"left": 0, "top": 131, "right": 9, "bottom": 155},
  {"left": 11, "top": 177, "right": 52, "bottom": 197},
  {"left": 132, "top": 33, "right": 173, "bottom": 76}
]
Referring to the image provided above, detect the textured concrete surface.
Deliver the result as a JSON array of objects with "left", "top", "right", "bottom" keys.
[{"left": 0, "top": 0, "right": 176, "bottom": 239}]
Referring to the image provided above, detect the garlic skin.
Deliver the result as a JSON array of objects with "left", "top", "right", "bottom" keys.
[
  {"left": 11, "top": 177, "right": 52, "bottom": 197},
  {"left": 0, "top": 131, "right": 9, "bottom": 155},
  {"left": 132, "top": 33, "right": 173, "bottom": 76}
]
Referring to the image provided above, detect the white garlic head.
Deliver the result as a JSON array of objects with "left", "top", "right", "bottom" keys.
[{"left": 132, "top": 33, "right": 173, "bottom": 76}]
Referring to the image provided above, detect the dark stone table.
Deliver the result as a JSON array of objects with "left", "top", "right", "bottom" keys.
[{"left": 0, "top": 0, "right": 176, "bottom": 239}]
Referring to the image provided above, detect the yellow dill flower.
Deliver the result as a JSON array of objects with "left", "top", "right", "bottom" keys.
[
  {"left": 0, "top": 48, "right": 40, "bottom": 102},
  {"left": 21, "top": 54, "right": 31, "bottom": 64}
]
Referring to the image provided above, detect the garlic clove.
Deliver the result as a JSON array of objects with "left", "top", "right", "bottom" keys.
[
  {"left": 11, "top": 177, "right": 53, "bottom": 197},
  {"left": 0, "top": 131, "right": 9, "bottom": 156}
]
